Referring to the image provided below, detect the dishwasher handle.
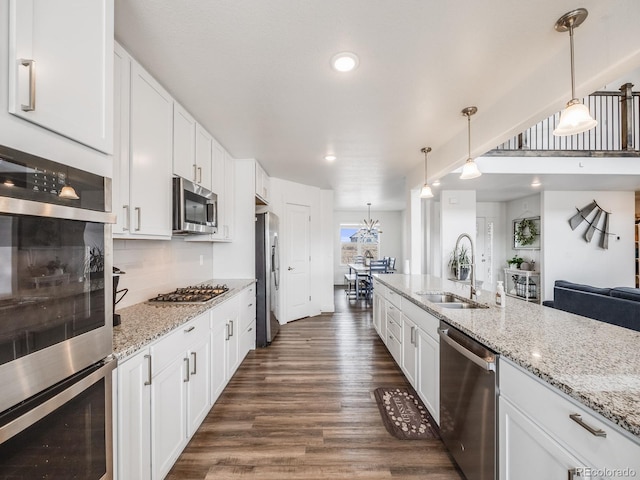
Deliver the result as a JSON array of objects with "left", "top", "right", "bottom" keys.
[{"left": 438, "top": 328, "right": 496, "bottom": 372}]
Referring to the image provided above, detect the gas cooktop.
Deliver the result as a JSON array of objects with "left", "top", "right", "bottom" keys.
[{"left": 148, "top": 284, "right": 229, "bottom": 304}]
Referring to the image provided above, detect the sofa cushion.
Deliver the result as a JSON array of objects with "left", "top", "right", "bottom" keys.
[
  {"left": 554, "top": 280, "right": 611, "bottom": 296},
  {"left": 610, "top": 287, "right": 640, "bottom": 303}
]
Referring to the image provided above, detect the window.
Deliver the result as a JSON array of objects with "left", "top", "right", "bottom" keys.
[{"left": 339, "top": 224, "right": 380, "bottom": 264}]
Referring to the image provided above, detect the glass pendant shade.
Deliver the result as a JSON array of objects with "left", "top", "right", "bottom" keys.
[
  {"left": 553, "top": 99, "right": 597, "bottom": 136},
  {"left": 59, "top": 184, "right": 79, "bottom": 199},
  {"left": 460, "top": 158, "right": 481, "bottom": 180},
  {"left": 420, "top": 183, "right": 433, "bottom": 198}
]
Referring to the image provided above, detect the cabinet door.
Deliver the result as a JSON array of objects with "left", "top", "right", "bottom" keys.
[
  {"left": 113, "top": 43, "right": 131, "bottom": 235},
  {"left": 210, "top": 318, "right": 228, "bottom": 404},
  {"left": 222, "top": 151, "right": 235, "bottom": 239},
  {"left": 172, "top": 103, "right": 196, "bottom": 182},
  {"left": 417, "top": 329, "right": 439, "bottom": 424},
  {"left": 151, "top": 355, "right": 187, "bottom": 480},
  {"left": 186, "top": 334, "right": 212, "bottom": 437},
  {"left": 239, "top": 319, "right": 256, "bottom": 361},
  {"left": 499, "top": 397, "right": 588, "bottom": 480},
  {"left": 225, "top": 317, "right": 240, "bottom": 379},
  {"left": 195, "top": 125, "right": 213, "bottom": 191},
  {"left": 130, "top": 62, "right": 173, "bottom": 238},
  {"left": 117, "top": 349, "right": 152, "bottom": 480},
  {"left": 8, "top": 0, "right": 113, "bottom": 153},
  {"left": 401, "top": 315, "right": 417, "bottom": 386}
]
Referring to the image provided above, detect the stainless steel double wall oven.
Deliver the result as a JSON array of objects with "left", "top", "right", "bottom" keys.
[{"left": 0, "top": 145, "right": 116, "bottom": 479}]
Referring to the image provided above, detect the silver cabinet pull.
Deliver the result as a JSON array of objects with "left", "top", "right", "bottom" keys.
[
  {"left": 123, "top": 205, "right": 130, "bottom": 231},
  {"left": 184, "top": 326, "right": 195, "bottom": 333},
  {"left": 198, "top": 166, "right": 202, "bottom": 184},
  {"left": 229, "top": 320, "right": 234, "bottom": 337},
  {"left": 134, "top": 207, "right": 141, "bottom": 231},
  {"left": 225, "top": 323, "right": 230, "bottom": 341},
  {"left": 190, "top": 351, "right": 197, "bottom": 375},
  {"left": 20, "top": 59, "right": 36, "bottom": 111},
  {"left": 410, "top": 326, "right": 416, "bottom": 345},
  {"left": 144, "top": 354, "right": 152, "bottom": 386},
  {"left": 183, "top": 357, "right": 190, "bottom": 382},
  {"left": 569, "top": 413, "right": 606, "bottom": 437},
  {"left": 193, "top": 164, "right": 198, "bottom": 182}
]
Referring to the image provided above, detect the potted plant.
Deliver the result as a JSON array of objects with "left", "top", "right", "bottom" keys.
[
  {"left": 507, "top": 255, "right": 524, "bottom": 269},
  {"left": 448, "top": 245, "right": 471, "bottom": 280}
]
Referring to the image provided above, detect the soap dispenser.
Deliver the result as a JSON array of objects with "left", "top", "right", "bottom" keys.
[{"left": 496, "top": 281, "right": 506, "bottom": 308}]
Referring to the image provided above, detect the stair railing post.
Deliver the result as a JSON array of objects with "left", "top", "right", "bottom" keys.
[{"left": 619, "top": 82, "right": 634, "bottom": 151}]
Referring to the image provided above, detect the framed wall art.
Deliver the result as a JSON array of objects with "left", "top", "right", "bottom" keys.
[{"left": 513, "top": 216, "right": 540, "bottom": 249}]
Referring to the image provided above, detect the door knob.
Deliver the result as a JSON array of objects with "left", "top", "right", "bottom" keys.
[{"left": 288, "top": 266, "right": 294, "bottom": 271}]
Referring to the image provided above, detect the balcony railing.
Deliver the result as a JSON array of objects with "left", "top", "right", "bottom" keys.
[{"left": 490, "top": 83, "right": 640, "bottom": 155}]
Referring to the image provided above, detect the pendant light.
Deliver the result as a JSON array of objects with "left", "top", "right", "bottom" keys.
[
  {"left": 553, "top": 8, "right": 597, "bottom": 136},
  {"left": 358, "top": 202, "right": 381, "bottom": 242},
  {"left": 460, "top": 106, "right": 481, "bottom": 180},
  {"left": 420, "top": 147, "right": 433, "bottom": 198}
]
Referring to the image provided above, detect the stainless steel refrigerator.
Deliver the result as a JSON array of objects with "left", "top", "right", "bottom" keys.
[{"left": 255, "top": 212, "right": 280, "bottom": 347}]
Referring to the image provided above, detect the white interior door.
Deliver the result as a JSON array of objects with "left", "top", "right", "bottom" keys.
[{"left": 285, "top": 203, "right": 310, "bottom": 321}]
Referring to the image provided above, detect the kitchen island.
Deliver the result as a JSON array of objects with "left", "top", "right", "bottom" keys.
[{"left": 374, "top": 273, "right": 640, "bottom": 438}]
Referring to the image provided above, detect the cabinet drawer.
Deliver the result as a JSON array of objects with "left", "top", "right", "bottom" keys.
[
  {"left": 386, "top": 308, "right": 402, "bottom": 340},
  {"left": 386, "top": 288, "right": 402, "bottom": 308},
  {"left": 387, "top": 330, "right": 401, "bottom": 364},
  {"left": 373, "top": 279, "right": 387, "bottom": 298},
  {"left": 151, "top": 312, "right": 210, "bottom": 375},
  {"left": 500, "top": 359, "right": 640, "bottom": 472},
  {"left": 239, "top": 286, "right": 256, "bottom": 332},
  {"left": 402, "top": 299, "right": 439, "bottom": 340}
]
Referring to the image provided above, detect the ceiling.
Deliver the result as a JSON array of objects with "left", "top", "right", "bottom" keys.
[{"left": 114, "top": 0, "right": 640, "bottom": 210}]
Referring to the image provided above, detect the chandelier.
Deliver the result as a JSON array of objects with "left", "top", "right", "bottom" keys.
[{"left": 357, "top": 203, "right": 381, "bottom": 243}]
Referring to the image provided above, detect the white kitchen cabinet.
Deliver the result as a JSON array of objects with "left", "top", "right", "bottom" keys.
[
  {"left": 416, "top": 328, "right": 439, "bottom": 424},
  {"left": 499, "top": 358, "right": 640, "bottom": 479},
  {"left": 116, "top": 312, "right": 212, "bottom": 480},
  {"left": 151, "top": 353, "right": 186, "bottom": 480},
  {"left": 194, "top": 124, "right": 213, "bottom": 191},
  {"left": 8, "top": 0, "right": 113, "bottom": 153},
  {"left": 172, "top": 103, "right": 196, "bottom": 182},
  {"left": 208, "top": 141, "right": 234, "bottom": 241},
  {"left": 212, "top": 294, "right": 241, "bottom": 383},
  {"left": 116, "top": 348, "right": 152, "bottom": 480},
  {"left": 210, "top": 317, "right": 227, "bottom": 404},
  {"left": 113, "top": 42, "right": 172, "bottom": 239},
  {"left": 255, "top": 161, "right": 270, "bottom": 205},
  {"left": 238, "top": 284, "right": 256, "bottom": 359},
  {"left": 401, "top": 314, "right": 417, "bottom": 386},
  {"left": 499, "top": 396, "right": 588, "bottom": 480}
]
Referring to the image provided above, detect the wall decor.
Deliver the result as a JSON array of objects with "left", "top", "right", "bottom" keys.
[
  {"left": 568, "top": 200, "right": 616, "bottom": 249},
  {"left": 513, "top": 216, "right": 540, "bottom": 249}
]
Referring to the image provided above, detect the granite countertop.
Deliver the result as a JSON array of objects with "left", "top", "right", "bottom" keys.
[
  {"left": 374, "top": 274, "right": 640, "bottom": 439},
  {"left": 112, "top": 279, "right": 255, "bottom": 360}
]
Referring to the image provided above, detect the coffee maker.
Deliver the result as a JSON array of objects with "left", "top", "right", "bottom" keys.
[{"left": 112, "top": 267, "right": 127, "bottom": 326}]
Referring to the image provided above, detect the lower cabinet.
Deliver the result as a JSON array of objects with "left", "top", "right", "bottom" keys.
[
  {"left": 499, "top": 358, "right": 640, "bottom": 480},
  {"left": 116, "top": 284, "right": 257, "bottom": 479},
  {"left": 373, "top": 286, "right": 440, "bottom": 425}
]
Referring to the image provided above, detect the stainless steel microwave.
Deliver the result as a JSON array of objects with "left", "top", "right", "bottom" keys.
[{"left": 172, "top": 176, "right": 217, "bottom": 235}]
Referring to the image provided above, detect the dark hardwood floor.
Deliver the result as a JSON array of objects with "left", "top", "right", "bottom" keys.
[{"left": 166, "top": 287, "right": 463, "bottom": 479}]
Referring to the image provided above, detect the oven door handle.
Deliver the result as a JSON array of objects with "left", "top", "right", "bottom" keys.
[
  {"left": 438, "top": 328, "right": 495, "bottom": 372},
  {"left": 0, "top": 358, "right": 117, "bottom": 443}
]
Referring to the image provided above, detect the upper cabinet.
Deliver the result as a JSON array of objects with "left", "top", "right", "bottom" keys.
[
  {"left": 113, "top": 43, "right": 172, "bottom": 239},
  {"left": 172, "top": 104, "right": 213, "bottom": 192},
  {"left": 209, "top": 140, "right": 234, "bottom": 241},
  {"left": 255, "top": 161, "right": 270, "bottom": 205},
  {"left": 8, "top": 0, "right": 114, "bottom": 154}
]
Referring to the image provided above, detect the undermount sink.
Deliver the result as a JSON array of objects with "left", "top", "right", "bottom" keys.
[{"left": 414, "top": 291, "right": 488, "bottom": 309}]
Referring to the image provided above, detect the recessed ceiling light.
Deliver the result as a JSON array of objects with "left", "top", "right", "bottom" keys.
[
  {"left": 331, "top": 52, "right": 359, "bottom": 72},
  {"left": 324, "top": 154, "right": 337, "bottom": 162},
  {"left": 531, "top": 180, "right": 541, "bottom": 187},
  {"left": 432, "top": 179, "right": 441, "bottom": 187}
]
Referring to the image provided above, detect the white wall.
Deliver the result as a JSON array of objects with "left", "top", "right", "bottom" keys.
[
  {"left": 333, "top": 209, "right": 403, "bottom": 285},
  {"left": 439, "top": 190, "right": 477, "bottom": 279},
  {"left": 113, "top": 238, "right": 214, "bottom": 308},
  {"left": 477, "top": 201, "right": 507, "bottom": 288},
  {"left": 270, "top": 177, "right": 334, "bottom": 321},
  {"left": 542, "top": 190, "right": 635, "bottom": 300}
]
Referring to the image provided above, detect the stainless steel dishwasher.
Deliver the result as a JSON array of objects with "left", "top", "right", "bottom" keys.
[{"left": 439, "top": 321, "right": 497, "bottom": 480}]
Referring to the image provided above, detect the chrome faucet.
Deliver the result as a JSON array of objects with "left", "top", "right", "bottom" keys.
[{"left": 454, "top": 233, "right": 477, "bottom": 300}]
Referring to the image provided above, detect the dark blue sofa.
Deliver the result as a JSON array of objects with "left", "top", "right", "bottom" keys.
[{"left": 543, "top": 280, "right": 640, "bottom": 332}]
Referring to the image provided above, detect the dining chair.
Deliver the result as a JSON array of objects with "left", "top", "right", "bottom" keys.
[
  {"left": 363, "top": 259, "right": 388, "bottom": 301},
  {"left": 388, "top": 257, "right": 396, "bottom": 272}
]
